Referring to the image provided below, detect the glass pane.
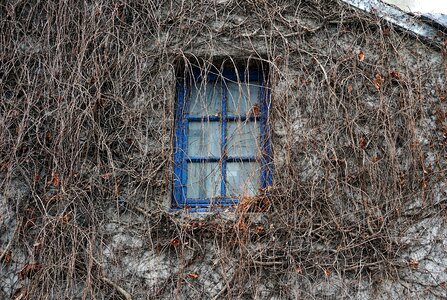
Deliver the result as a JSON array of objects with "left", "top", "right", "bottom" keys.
[
  {"left": 227, "top": 81, "right": 260, "bottom": 116},
  {"left": 187, "top": 163, "right": 221, "bottom": 199},
  {"left": 227, "top": 121, "right": 259, "bottom": 157},
  {"left": 188, "top": 121, "right": 220, "bottom": 157},
  {"left": 226, "top": 162, "right": 260, "bottom": 197},
  {"left": 189, "top": 81, "right": 221, "bottom": 116}
]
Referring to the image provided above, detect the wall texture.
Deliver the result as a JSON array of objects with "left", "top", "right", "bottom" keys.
[{"left": 1, "top": 0, "right": 446, "bottom": 299}]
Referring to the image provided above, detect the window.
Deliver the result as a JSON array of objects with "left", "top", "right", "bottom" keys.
[{"left": 172, "top": 62, "right": 272, "bottom": 210}]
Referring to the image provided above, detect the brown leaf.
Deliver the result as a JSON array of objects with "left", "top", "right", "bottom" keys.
[
  {"left": 187, "top": 272, "right": 199, "bottom": 279},
  {"left": 274, "top": 55, "right": 284, "bottom": 65},
  {"left": 170, "top": 238, "right": 181, "bottom": 247},
  {"left": 410, "top": 141, "right": 420, "bottom": 150},
  {"left": 101, "top": 173, "right": 112, "bottom": 180},
  {"left": 60, "top": 212, "right": 71, "bottom": 224},
  {"left": 347, "top": 84, "right": 353, "bottom": 93},
  {"left": 399, "top": 172, "right": 406, "bottom": 186},
  {"left": 51, "top": 171, "right": 60, "bottom": 187},
  {"left": 19, "top": 263, "right": 42, "bottom": 280},
  {"left": 359, "top": 137, "right": 367, "bottom": 149},
  {"left": 255, "top": 225, "right": 265, "bottom": 234},
  {"left": 373, "top": 73, "right": 384, "bottom": 90},
  {"left": 372, "top": 155, "right": 382, "bottom": 162},
  {"left": 390, "top": 70, "right": 400, "bottom": 80},
  {"left": 191, "top": 221, "right": 206, "bottom": 228},
  {"left": 421, "top": 179, "right": 428, "bottom": 190},
  {"left": 248, "top": 104, "right": 261, "bottom": 116},
  {"left": 2, "top": 250, "right": 12, "bottom": 264},
  {"left": 358, "top": 50, "right": 365, "bottom": 61},
  {"left": 33, "top": 174, "right": 40, "bottom": 183},
  {"left": 409, "top": 259, "right": 419, "bottom": 270},
  {"left": 324, "top": 268, "right": 332, "bottom": 278}
]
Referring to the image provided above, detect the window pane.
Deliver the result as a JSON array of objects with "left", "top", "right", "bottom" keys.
[
  {"left": 187, "top": 163, "right": 221, "bottom": 199},
  {"left": 189, "top": 81, "right": 221, "bottom": 116},
  {"left": 188, "top": 121, "right": 220, "bottom": 157},
  {"left": 226, "top": 162, "right": 260, "bottom": 197},
  {"left": 227, "top": 121, "right": 259, "bottom": 157},
  {"left": 227, "top": 81, "right": 260, "bottom": 116}
]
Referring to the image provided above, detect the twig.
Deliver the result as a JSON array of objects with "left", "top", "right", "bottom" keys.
[
  {"left": 0, "top": 224, "right": 17, "bottom": 262},
  {"left": 101, "top": 276, "right": 132, "bottom": 300}
]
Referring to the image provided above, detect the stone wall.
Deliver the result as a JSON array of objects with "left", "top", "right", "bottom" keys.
[{"left": 1, "top": 0, "right": 446, "bottom": 299}]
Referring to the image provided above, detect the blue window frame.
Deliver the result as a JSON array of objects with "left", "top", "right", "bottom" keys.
[{"left": 172, "top": 64, "right": 272, "bottom": 211}]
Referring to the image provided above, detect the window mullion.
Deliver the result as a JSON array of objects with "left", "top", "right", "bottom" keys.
[
  {"left": 260, "top": 78, "right": 272, "bottom": 189},
  {"left": 221, "top": 80, "right": 227, "bottom": 199}
]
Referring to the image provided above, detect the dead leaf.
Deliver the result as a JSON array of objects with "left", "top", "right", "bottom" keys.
[
  {"left": 421, "top": 179, "right": 428, "bottom": 190},
  {"left": 234, "top": 218, "right": 248, "bottom": 232},
  {"left": 19, "top": 263, "right": 42, "bottom": 280},
  {"left": 170, "top": 238, "right": 181, "bottom": 247},
  {"left": 324, "top": 268, "right": 332, "bottom": 278},
  {"left": 373, "top": 73, "right": 384, "bottom": 90},
  {"left": 33, "top": 173, "right": 40, "bottom": 183},
  {"left": 2, "top": 250, "right": 12, "bottom": 264},
  {"left": 399, "top": 172, "right": 405, "bottom": 186},
  {"left": 347, "top": 84, "right": 353, "bottom": 93},
  {"left": 274, "top": 55, "right": 284, "bottom": 65},
  {"left": 359, "top": 137, "right": 367, "bottom": 149},
  {"left": 409, "top": 259, "right": 419, "bottom": 270},
  {"left": 187, "top": 272, "right": 199, "bottom": 279},
  {"left": 255, "top": 225, "right": 264, "bottom": 234},
  {"left": 293, "top": 78, "right": 299, "bottom": 87},
  {"left": 358, "top": 50, "right": 365, "bottom": 61},
  {"left": 191, "top": 221, "right": 205, "bottom": 229},
  {"left": 101, "top": 173, "right": 112, "bottom": 180},
  {"left": 51, "top": 171, "right": 60, "bottom": 187},
  {"left": 60, "top": 212, "right": 71, "bottom": 224},
  {"left": 248, "top": 104, "right": 261, "bottom": 116},
  {"left": 390, "top": 70, "right": 400, "bottom": 80},
  {"left": 410, "top": 141, "right": 420, "bottom": 150},
  {"left": 372, "top": 155, "right": 382, "bottom": 162}
]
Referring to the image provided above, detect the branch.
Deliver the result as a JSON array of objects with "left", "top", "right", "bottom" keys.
[
  {"left": 0, "top": 224, "right": 17, "bottom": 262},
  {"left": 101, "top": 276, "right": 132, "bottom": 300}
]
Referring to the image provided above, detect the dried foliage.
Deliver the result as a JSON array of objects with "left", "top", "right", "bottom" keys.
[{"left": 1, "top": 0, "right": 446, "bottom": 299}]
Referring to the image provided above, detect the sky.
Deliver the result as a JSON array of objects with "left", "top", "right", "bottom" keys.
[{"left": 382, "top": 0, "right": 447, "bottom": 14}]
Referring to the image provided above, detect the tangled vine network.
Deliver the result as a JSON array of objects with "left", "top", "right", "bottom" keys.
[{"left": 1, "top": 0, "right": 446, "bottom": 299}]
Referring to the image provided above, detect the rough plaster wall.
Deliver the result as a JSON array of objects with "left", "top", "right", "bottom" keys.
[
  {"left": 98, "top": 33, "right": 446, "bottom": 300},
  {"left": 1, "top": 1, "right": 446, "bottom": 299}
]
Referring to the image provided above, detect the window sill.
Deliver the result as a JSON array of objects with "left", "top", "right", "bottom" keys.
[{"left": 168, "top": 207, "right": 269, "bottom": 223}]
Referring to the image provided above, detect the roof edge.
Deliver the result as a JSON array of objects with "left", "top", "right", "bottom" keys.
[{"left": 341, "top": 0, "right": 445, "bottom": 47}]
